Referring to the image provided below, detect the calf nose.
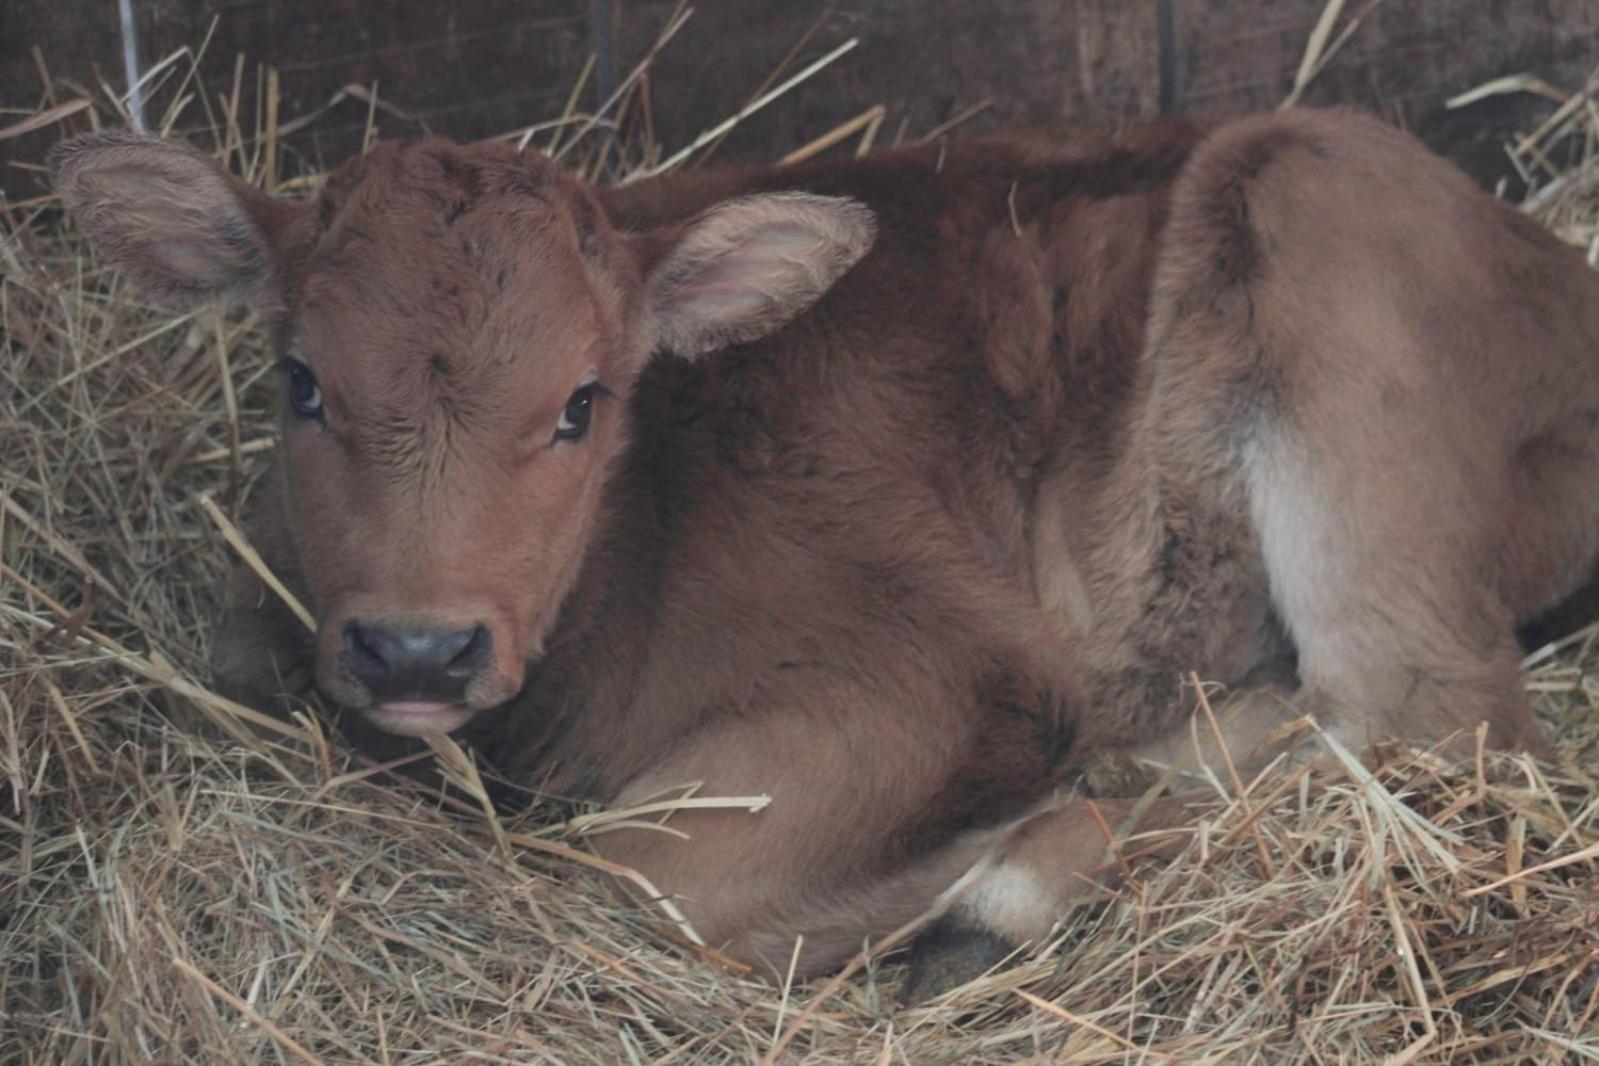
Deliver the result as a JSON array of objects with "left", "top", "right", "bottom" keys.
[{"left": 342, "top": 620, "right": 491, "bottom": 703}]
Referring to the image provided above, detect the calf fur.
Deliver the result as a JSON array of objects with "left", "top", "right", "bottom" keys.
[{"left": 52, "top": 108, "right": 1597, "bottom": 990}]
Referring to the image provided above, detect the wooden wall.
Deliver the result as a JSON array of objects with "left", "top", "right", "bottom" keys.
[{"left": 4, "top": 1, "right": 1598, "bottom": 198}]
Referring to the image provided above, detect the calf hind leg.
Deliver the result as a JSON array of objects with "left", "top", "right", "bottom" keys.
[
  {"left": 1147, "top": 110, "right": 1555, "bottom": 757},
  {"left": 1246, "top": 435, "right": 1544, "bottom": 756}
]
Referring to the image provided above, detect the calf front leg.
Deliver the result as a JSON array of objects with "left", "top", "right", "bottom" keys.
[
  {"left": 208, "top": 474, "right": 316, "bottom": 718},
  {"left": 210, "top": 556, "right": 316, "bottom": 716},
  {"left": 580, "top": 674, "right": 1015, "bottom": 979},
  {"left": 901, "top": 790, "right": 1196, "bottom": 1000}
]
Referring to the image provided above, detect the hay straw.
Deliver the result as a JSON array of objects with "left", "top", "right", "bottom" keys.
[
  {"left": 196, "top": 493, "right": 315, "bottom": 633},
  {"left": 4, "top": 16, "right": 1598, "bottom": 1065},
  {"left": 780, "top": 105, "right": 887, "bottom": 166},
  {"left": 1280, "top": 0, "right": 1385, "bottom": 109},
  {"left": 625, "top": 36, "right": 860, "bottom": 180}
]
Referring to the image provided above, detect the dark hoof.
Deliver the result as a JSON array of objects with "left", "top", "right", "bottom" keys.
[{"left": 899, "top": 914, "right": 1018, "bottom": 1003}]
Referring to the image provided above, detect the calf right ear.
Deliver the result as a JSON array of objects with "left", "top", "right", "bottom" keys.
[
  {"left": 50, "top": 132, "right": 285, "bottom": 307},
  {"left": 641, "top": 191, "right": 876, "bottom": 358}
]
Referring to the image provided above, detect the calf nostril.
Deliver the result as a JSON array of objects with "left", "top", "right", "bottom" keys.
[
  {"left": 445, "top": 624, "right": 491, "bottom": 674},
  {"left": 343, "top": 620, "right": 392, "bottom": 678}
]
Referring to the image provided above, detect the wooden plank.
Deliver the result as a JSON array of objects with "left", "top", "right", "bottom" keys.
[{"left": 4, "top": 0, "right": 1597, "bottom": 197}]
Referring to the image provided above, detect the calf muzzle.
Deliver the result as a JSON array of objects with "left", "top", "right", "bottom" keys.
[{"left": 342, "top": 619, "right": 491, "bottom": 704}]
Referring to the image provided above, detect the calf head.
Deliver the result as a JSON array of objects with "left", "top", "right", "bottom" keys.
[{"left": 53, "top": 133, "right": 874, "bottom": 736}]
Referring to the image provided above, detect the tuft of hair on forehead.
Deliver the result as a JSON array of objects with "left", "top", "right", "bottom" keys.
[
  {"left": 313, "top": 139, "right": 570, "bottom": 238},
  {"left": 299, "top": 140, "right": 631, "bottom": 365}
]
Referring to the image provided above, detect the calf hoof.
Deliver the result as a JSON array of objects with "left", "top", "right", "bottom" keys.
[{"left": 899, "top": 914, "right": 1018, "bottom": 1003}]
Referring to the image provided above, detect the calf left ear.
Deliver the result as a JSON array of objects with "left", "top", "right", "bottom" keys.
[
  {"left": 643, "top": 192, "right": 876, "bottom": 358},
  {"left": 50, "top": 131, "right": 285, "bottom": 307}
]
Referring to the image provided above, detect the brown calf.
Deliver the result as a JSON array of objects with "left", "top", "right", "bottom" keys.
[{"left": 52, "top": 108, "right": 1599, "bottom": 992}]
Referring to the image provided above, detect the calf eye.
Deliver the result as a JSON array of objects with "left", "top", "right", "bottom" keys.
[
  {"left": 279, "top": 358, "right": 324, "bottom": 421},
  {"left": 554, "top": 381, "right": 597, "bottom": 442}
]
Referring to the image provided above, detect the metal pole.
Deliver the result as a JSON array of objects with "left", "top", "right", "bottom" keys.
[
  {"left": 1156, "top": 0, "right": 1177, "bottom": 115},
  {"left": 118, "top": 0, "right": 147, "bottom": 132},
  {"left": 588, "top": 0, "right": 616, "bottom": 175}
]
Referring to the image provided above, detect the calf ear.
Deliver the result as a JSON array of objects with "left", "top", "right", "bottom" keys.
[
  {"left": 644, "top": 192, "right": 876, "bottom": 358},
  {"left": 50, "top": 132, "right": 283, "bottom": 307}
]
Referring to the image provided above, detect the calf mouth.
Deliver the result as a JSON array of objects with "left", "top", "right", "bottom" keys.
[
  {"left": 315, "top": 614, "right": 528, "bottom": 736},
  {"left": 362, "top": 700, "right": 481, "bottom": 737}
]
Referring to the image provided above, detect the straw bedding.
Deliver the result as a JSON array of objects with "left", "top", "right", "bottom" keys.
[{"left": 3, "top": 35, "right": 1597, "bottom": 1066}]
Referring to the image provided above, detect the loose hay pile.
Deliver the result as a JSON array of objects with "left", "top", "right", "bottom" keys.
[{"left": 4, "top": 38, "right": 1599, "bottom": 1066}]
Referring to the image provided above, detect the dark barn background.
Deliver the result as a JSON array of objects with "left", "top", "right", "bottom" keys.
[{"left": 3, "top": 1, "right": 1598, "bottom": 197}]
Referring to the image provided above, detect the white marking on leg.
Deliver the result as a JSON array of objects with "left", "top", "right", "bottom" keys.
[
  {"left": 963, "top": 863, "right": 1060, "bottom": 943},
  {"left": 1245, "top": 436, "right": 1359, "bottom": 688}
]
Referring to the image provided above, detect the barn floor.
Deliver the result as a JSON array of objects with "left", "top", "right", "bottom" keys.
[{"left": 3, "top": 28, "right": 1598, "bottom": 1066}]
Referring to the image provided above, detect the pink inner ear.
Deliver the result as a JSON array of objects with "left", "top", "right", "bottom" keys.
[
  {"left": 675, "top": 286, "right": 773, "bottom": 324},
  {"left": 741, "top": 226, "right": 823, "bottom": 251},
  {"left": 677, "top": 250, "right": 796, "bottom": 299},
  {"left": 150, "top": 241, "right": 231, "bottom": 283},
  {"left": 673, "top": 228, "right": 823, "bottom": 305}
]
